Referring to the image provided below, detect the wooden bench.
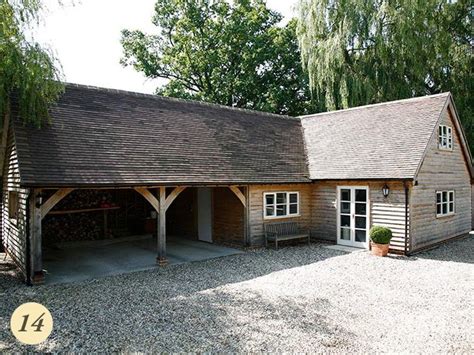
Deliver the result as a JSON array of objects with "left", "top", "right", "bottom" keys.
[{"left": 264, "top": 222, "right": 310, "bottom": 249}]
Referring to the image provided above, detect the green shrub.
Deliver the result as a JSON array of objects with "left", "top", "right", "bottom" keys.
[{"left": 369, "top": 226, "right": 392, "bottom": 244}]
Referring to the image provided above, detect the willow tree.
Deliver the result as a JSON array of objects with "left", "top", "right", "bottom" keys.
[
  {"left": 0, "top": 0, "right": 63, "bottom": 129},
  {"left": 297, "top": 0, "right": 472, "bottom": 152}
]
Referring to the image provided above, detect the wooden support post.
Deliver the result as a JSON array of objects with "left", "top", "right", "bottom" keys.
[
  {"left": 228, "top": 186, "right": 250, "bottom": 246},
  {"left": 157, "top": 186, "right": 167, "bottom": 265},
  {"left": 29, "top": 189, "right": 44, "bottom": 284},
  {"left": 245, "top": 186, "right": 250, "bottom": 246}
]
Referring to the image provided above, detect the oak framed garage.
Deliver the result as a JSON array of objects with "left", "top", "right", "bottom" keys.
[{"left": 1, "top": 84, "right": 472, "bottom": 284}]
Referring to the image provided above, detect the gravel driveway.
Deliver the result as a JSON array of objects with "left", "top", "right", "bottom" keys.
[{"left": 1, "top": 236, "right": 473, "bottom": 353}]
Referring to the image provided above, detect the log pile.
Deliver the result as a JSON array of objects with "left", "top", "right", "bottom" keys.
[{"left": 43, "top": 190, "right": 117, "bottom": 245}]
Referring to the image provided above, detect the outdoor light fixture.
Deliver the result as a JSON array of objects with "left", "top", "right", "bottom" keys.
[
  {"left": 36, "top": 192, "right": 43, "bottom": 208},
  {"left": 382, "top": 184, "right": 390, "bottom": 198}
]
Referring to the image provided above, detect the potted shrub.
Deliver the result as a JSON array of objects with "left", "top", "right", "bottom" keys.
[{"left": 369, "top": 226, "right": 392, "bottom": 257}]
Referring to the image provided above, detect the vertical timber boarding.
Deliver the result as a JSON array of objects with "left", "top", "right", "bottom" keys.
[{"left": 1, "top": 127, "right": 29, "bottom": 280}]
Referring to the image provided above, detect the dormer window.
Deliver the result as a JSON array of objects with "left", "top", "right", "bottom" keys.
[{"left": 438, "top": 125, "right": 453, "bottom": 150}]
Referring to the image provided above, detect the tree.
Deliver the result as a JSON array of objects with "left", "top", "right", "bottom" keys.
[
  {"left": 297, "top": 0, "right": 473, "bottom": 153},
  {"left": 121, "top": 0, "right": 314, "bottom": 116},
  {"left": 0, "top": 0, "right": 63, "bottom": 128}
]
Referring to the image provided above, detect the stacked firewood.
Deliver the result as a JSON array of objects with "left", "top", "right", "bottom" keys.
[
  {"left": 43, "top": 214, "right": 103, "bottom": 244},
  {"left": 43, "top": 190, "right": 116, "bottom": 245},
  {"left": 52, "top": 190, "right": 115, "bottom": 211}
]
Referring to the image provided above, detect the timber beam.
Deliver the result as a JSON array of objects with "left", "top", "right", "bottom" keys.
[
  {"left": 228, "top": 186, "right": 246, "bottom": 207},
  {"left": 134, "top": 187, "right": 160, "bottom": 213},
  {"left": 40, "top": 188, "right": 75, "bottom": 219}
]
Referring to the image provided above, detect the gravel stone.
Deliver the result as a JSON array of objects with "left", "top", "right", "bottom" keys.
[{"left": 0, "top": 236, "right": 472, "bottom": 353}]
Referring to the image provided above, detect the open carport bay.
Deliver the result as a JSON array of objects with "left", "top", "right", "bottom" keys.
[{"left": 42, "top": 235, "right": 243, "bottom": 284}]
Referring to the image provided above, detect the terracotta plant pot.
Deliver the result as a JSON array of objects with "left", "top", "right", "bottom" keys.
[{"left": 370, "top": 241, "right": 390, "bottom": 257}]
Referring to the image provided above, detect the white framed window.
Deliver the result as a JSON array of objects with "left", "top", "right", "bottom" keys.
[
  {"left": 436, "top": 190, "right": 455, "bottom": 217},
  {"left": 264, "top": 192, "right": 299, "bottom": 219},
  {"left": 438, "top": 125, "right": 453, "bottom": 150}
]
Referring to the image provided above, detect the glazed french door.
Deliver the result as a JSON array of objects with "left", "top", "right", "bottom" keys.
[{"left": 337, "top": 186, "right": 369, "bottom": 248}]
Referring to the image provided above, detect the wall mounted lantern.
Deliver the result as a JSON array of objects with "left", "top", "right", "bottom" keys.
[
  {"left": 382, "top": 184, "right": 390, "bottom": 198},
  {"left": 36, "top": 192, "right": 43, "bottom": 208}
]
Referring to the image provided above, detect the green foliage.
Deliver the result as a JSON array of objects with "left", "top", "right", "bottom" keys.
[
  {"left": 0, "top": 0, "right": 63, "bottom": 127},
  {"left": 121, "top": 0, "right": 315, "bottom": 116},
  {"left": 297, "top": 0, "right": 473, "bottom": 153},
  {"left": 369, "top": 226, "right": 393, "bottom": 245}
]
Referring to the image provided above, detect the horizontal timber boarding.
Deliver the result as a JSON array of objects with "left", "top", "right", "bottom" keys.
[
  {"left": 248, "top": 184, "right": 311, "bottom": 246},
  {"left": 311, "top": 180, "right": 409, "bottom": 252},
  {"left": 1, "top": 128, "right": 29, "bottom": 278},
  {"left": 410, "top": 107, "right": 471, "bottom": 251}
]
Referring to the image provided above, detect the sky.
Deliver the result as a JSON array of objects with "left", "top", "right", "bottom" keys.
[{"left": 35, "top": 0, "right": 299, "bottom": 94}]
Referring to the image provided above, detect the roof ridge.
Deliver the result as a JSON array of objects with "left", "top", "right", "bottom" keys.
[
  {"left": 64, "top": 82, "right": 299, "bottom": 121},
  {"left": 299, "top": 92, "right": 451, "bottom": 120}
]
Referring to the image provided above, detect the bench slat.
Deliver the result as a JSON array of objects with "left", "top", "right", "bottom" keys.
[{"left": 264, "top": 222, "right": 310, "bottom": 249}]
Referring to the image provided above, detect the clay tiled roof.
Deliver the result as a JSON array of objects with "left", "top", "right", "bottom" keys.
[
  {"left": 13, "top": 84, "right": 309, "bottom": 187},
  {"left": 301, "top": 93, "right": 451, "bottom": 180}
]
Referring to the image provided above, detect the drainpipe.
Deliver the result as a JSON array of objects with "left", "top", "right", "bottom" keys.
[{"left": 404, "top": 181, "right": 410, "bottom": 256}]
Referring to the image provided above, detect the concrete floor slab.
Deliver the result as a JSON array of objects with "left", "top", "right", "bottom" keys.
[{"left": 43, "top": 235, "right": 243, "bottom": 284}]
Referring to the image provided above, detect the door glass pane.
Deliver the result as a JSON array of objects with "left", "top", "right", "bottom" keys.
[
  {"left": 341, "top": 189, "right": 350, "bottom": 201},
  {"left": 355, "top": 216, "right": 366, "bottom": 229},
  {"left": 276, "top": 204, "right": 287, "bottom": 216},
  {"left": 355, "top": 229, "right": 366, "bottom": 242},
  {"left": 355, "top": 203, "right": 366, "bottom": 215},
  {"left": 340, "top": 215, "right": 351, "bottom": 227},
  {"left": 276, "top": 193, "right": 287, "bottom": 204},
  {"left": 340, "top": 228, "right": 350, "bottom": 240},
  {"left": 340, "top": 202, "right": 350, "bottom": 213},
  {"left": 355, "top": 189, "right": 367, "bottom": 202}
]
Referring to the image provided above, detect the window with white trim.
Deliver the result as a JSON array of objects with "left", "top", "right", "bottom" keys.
[
  {"left": 436, "top": 190, "right": 455, "bottom": 217},
  {"left": 438, "top": 125, "right": 453, "bottom": 150},
  {"left": 264, "top": 192, "right": 299, "bottom": 218}
]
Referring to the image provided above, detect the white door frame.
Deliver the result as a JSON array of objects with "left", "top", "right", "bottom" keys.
[
  {"left": 336, "top": 186, "right": 370, "bottom": 249},
  {"left": 197, "top": 187, "right": 213, "bottom": 243}
]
